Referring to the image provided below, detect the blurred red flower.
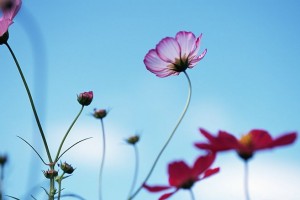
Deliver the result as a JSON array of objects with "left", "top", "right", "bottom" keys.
[
  {"left": 143, "top": 153, "right": 219, "bottom": 200},
  {"left": 195, "top": 128, "right": 297, "bottom": 160}
]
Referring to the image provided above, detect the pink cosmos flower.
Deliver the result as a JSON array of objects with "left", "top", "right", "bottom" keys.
[
  {"left": 0, "top": 0, "right": 22, "bottom": 37},
  {"left": 143, "top": 153, "right": 219, "bottom": 200},
  {"left": 144, "top": 31, "right": 207, "bottom": 78}
]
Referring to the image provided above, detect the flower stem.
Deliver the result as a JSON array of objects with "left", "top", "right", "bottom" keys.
[
  {"left": 99, "top": 119, "right": 106, "bottom": 200},
  {"left": 244, "top": 160, "right": 250, "bottom": 200},
  {"left": 5, "top": 42, "right": 53, "bottom": 164},
  {"left": 54, "top": 105, "right": 84, "bottom": 163},
  {"left": 127, "top": 144, "right": 139, "bottom": 199},
  {"left": 189, "top": 189, "right": 196, "bottom": 200},
  {"left": 0, "top": 165, "right": 4, "bottom": 200},
  {"left": 57, "top": 172, "right": 65, "bottom": 200},
  {"left": 129, "top": 71, "right": 192, "bottom": 200}
]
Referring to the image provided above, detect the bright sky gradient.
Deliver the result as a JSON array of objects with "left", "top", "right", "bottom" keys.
[{"left": 1, "top": 0, "right": 300, "bottom": 200}]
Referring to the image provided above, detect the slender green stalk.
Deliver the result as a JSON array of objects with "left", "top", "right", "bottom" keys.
[
  {"left": 54, "top": 105, "right": 84, "bottom": 163},
  {"left": 189, "top": 189, "right": 196, "bottom": 200},
  {"left": 99, "top": 119, "right": 106, "bottom": 200},
  {"left": 127, "top": 145, "right": 139, "bottom": 199},
  {"left": 5, "top": 42, "right": 52, "bottom": 163},
  {"left": 0, "top": 165, "right": 3, "bottom": 200},
  {"left": 129, "top": 71, "right": 192, "bottom": 200},
  {"left": 49, "top": 176, "right": 55, "bottom": 200},
  {"left": 57, "top": 172, "right": 65, "bottom": 200},
  {"left": 244, "top": 161, "right": 250, "bottom": 200}
]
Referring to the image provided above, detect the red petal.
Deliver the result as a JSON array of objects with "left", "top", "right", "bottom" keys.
[
  {"left": 199, "top": 128, "right": 216, "bottom": 142},
  {"left": 202, "top": 167, "right": 220, "bottom": 179},
  {"left": 192, "top": 153, "right": 216, "bottom": 177},
  {"left": 168, "top": 161, "right": 192, "bottom": 187},
  {"left": 271, "top": 132, "right": 297, "bottom": 147},
  {"left": 143, "top": 184, "right": 172, "bottom": 192},
  {"left": 159, "top": 189, "right": 178, "bottom": 200},
  {"left": 249, "top": 129, "right": 273, "bottom": 149}
]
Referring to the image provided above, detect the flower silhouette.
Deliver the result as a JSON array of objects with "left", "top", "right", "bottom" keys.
[
  {"left": 144, "top": 31, "right": 207, "bottom": 78},
  {"left": 143, "top": 153, "right": 219, "bottom": 200},
  {"left": 195, "top": 128, "right": 297, "bottom": 160}
]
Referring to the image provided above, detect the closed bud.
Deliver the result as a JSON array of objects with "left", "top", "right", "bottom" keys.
[
  {"left": 93, "top": 108, "right": 107, "bottom": 119},
  {"left": 43, "top": 169, "right": 58, "bottom": 179},
  {"left": 77, "top": 91, "right": 93, "bottom": 106},
  {"left": 126, "top": 135, "right": 140, "bottom": 145},
  {"left": 59, "top": 161, "right": 75, "bottom": 174}
]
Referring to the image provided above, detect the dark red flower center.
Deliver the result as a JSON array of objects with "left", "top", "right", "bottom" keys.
[
  {"left": 173, "top": 57, "right": 189, "bottom": 72},
  {"left": 1, "top": 0, "right": 14, "bottom": 11},
  {"left": 180, "top": 179, "right": 195, "bottom": 189}
]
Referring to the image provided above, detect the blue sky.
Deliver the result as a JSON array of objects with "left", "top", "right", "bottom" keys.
[{"left": 0, "top": 0, "right": 300, "bottom": 199}]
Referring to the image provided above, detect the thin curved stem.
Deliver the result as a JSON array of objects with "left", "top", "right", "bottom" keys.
[
  {"left": 0, "top": 165, "right": 3, "bottom": 200},
  {"left": 55, "top": 105, "right": 84, "bottom": 163},
  {"left": 189, "top": 189, "right": 195, "bottom": 200},
  {"left": 129, "top": 71, "right": 192, "bottom": 200},
  {"left": 244, "top": 161, "right": 250, "bottom": 200},
  {"left": 99, "top": 119, "right": 106, "bottom": 200},
  {"left": 5, "top": 42, "right": 52, "bottom": 163},
  {"left": 127, "top": 145, "right": 139, "bottom": 199},
  {"left": 57, "top": 173, "right": 65, "bottom": 200}
]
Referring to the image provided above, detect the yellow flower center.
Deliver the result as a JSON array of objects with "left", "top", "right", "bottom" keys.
[{"left": 239, "top": 133, "right": 252, "bottom": 147}]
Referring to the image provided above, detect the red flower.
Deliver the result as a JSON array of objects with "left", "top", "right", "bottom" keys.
[
  {"left": 143, "top": 153, "right": 219, "bottom": 200},
  {"left": 195, "top": 128, "right": 297, "bottom": 160}
]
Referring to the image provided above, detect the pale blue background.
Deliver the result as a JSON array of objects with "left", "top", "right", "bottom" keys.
[{"left": 0, "top": 0, "right": 299, "bottom": 199}]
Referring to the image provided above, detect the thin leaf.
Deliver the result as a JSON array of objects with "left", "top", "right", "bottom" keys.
[
  {"left": 31, "top": 195, "right": 38, "bottom": 200},
  {"left": 57, "top": 137, "right": 92, "bottom": 161},
  {"left": 5, "top": 195, "right": 20, "bottom": 200},
  {"left": 41, "top": 186, "right": 49, "bottom": 196},
  {"left": 55, "top": 193, "right": 86, "bottom": 200},
  {"left": 17, "top": 135, "right": 47, "bottom": 165}
]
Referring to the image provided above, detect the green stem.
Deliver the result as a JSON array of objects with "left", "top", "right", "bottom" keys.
[
  {"left": 55, "top": 105, "right": 84, "bottom": 163},
  {"left": 127, "top": 145, "right": 139, "bottom": 199},
  {"left": 0, "top": 165, "right": 3, "bottom": 200},
  {"left": 5, "top": 42, "right": 52, "bottom": 163},
  {"left": 57, "top": 172, "right": 65, "bottom": 200},
  {"left": 49, "top": 176, "right": 55, "bottom": 200},
  {"left": 189, "top": 189, "right": 196, "bottom": 200},
  {"left": 244, "top": 161, "right": 250, "bottom": 200},
  {"left": 129, "top": 71, "right": 192, "bottom": 200},
  {"left": 99, "top": 119, "right": 106, "bottom": 200}
]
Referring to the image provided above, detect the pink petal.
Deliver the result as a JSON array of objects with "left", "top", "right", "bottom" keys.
[
  {"left": 0, "top": 18, "right": 12, "bottom": 37},
  {"left": 159, "top": 189, "right": 178, "bottom": 200},
  {"left": 192, "top": 153, "right": 216, "bottom": 177},
  {"left": 271, "top": 132, "right": 297, "bottom": 147},
  {"left": 3, "top": 0, "right": 22, "bottom": 20},
  {"left": 143, "top": 184, "right": 172, "bottom": 192},
  {"left": 144, "top": 49, "right": 176, "bottom": 77},
  {"left": 156, "top": 37, "right": 180, "bottom": 63},
  {"left": 189, "top": 49, "right": 207, "bottom": 68},
  {"left": 168, "top": 161, "right": 192, "bottom": 187},
  {"left": 175, "top": 31, "right": 197, "bottom": 59}
]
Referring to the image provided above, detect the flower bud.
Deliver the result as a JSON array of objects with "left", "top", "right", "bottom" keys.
[
  {"left": 43, "top": 169, "right": 58, "bottom": 179},
  {"left": 59, "top": 161, "right": 75, "bottom": 174},
  {"left": 126, "top": 135, "right": 140, "bottom": 145},
  {"left": 77, "top": 91, "right": 93, "bottom": 106},
  {"left": 0, "top": 154, "right": 8, "bottom": 166},
  {"left": 93, "top": 108, "right": 107, "bottom": 119}
]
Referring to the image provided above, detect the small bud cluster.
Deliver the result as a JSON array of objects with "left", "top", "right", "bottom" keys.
[
  {"left": 126, "top": 135, "right": 140, "bottom": 145},
  {"left": 59, "top": 161, "right": 75, "bottom": 174},
  {"left": 43, "top": 169, "right": 58, "bottom": 179},
  {"left": 0, "top": 154, "right": 8, "bottom": 166},
  {"left": 93, "top": 108, "right": 107, "bottom": 119}
]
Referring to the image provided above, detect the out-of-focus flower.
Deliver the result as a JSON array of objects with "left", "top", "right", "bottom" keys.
[
  {"left": 59, "top": 161, "right": 75, "bottom": 174},
  {"left": 144, "top": 31, "right": 207, "bottom": 78},
  {"left": 195, "top": 128, "right": 297, "bottom": 160},
  {"left": 77, "top": 91, "right": 93, "bottom": 106},
  {"left": 126, "top": 135, "right": 140, "bottom": 145},
  {"left": 0, "top": 0, "right": 22, "bottom": 39},
  {"left": 143, "top": 153, "right": 219, "bottom": 200},
  {"left": 93, "top": 108, "right": 107, "bottom": 119},
  {"left": 43, "top": 169, "right": 58, "bottom": 179},
  {"left": 0, "top": 154, "right": 8, "bottom": 166}
]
